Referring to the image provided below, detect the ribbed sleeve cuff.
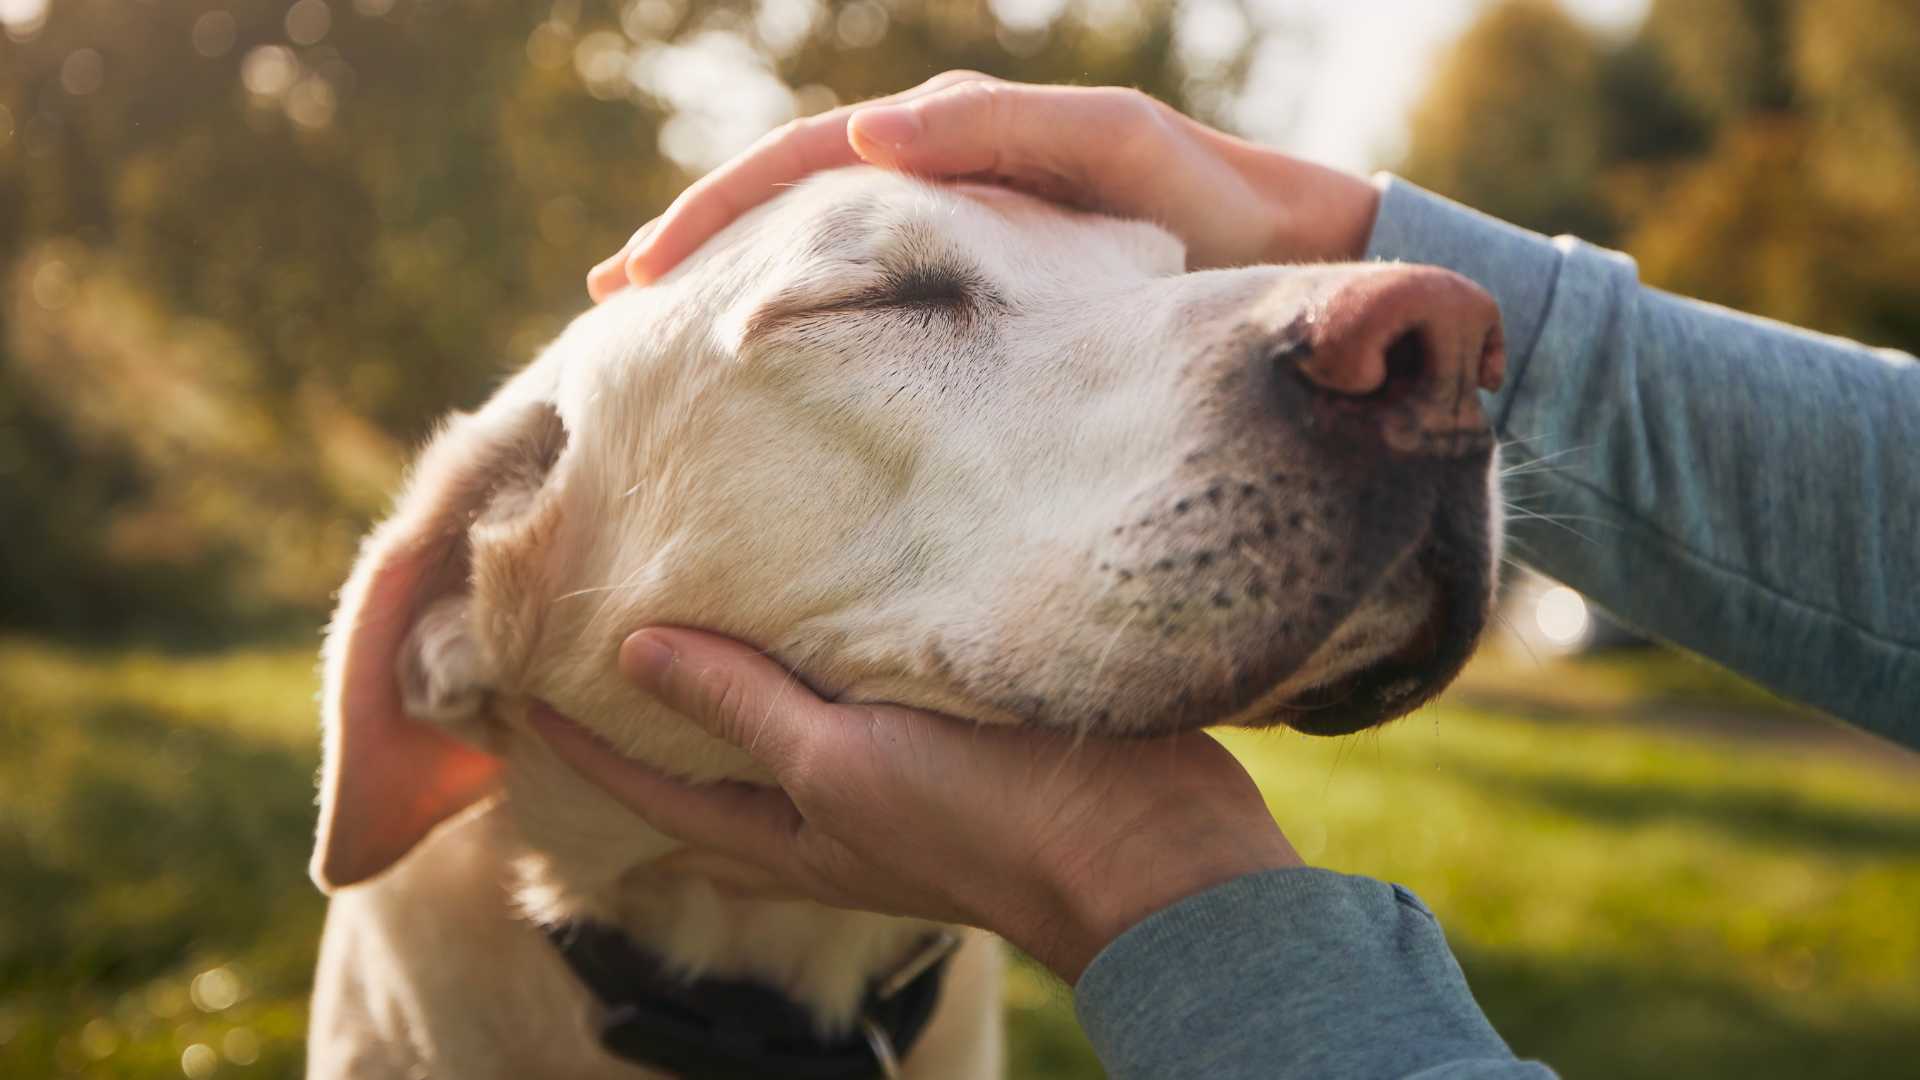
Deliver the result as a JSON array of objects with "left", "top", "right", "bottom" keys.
[{"left": 1074, "top": 868, "right": 1521, "bottom": 1080}]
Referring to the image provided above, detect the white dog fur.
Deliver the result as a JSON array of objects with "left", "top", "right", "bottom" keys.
[{"left": 307, "top": 167, "right": 1502, "bottom": 1077}]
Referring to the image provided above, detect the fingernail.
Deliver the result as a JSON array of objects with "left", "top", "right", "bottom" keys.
[
  {"left": 621, "top": 631, "right": 677, "bottom": 686},
  {"left": 852, "top": 105, "right": 921, "bottom": 147}
]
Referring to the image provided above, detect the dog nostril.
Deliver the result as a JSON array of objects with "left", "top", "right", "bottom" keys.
[
  {"left": 1378, "top": 329, "right": 1428, "bottom": 404},
  {"left": 1268, "top": 336, "right": 1312, "bottom": 374}
]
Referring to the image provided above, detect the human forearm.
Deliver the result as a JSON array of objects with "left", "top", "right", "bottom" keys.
[
  {"left": 1076, "top": 869, "right": 1553, "bottom": 1080},
  {"left": 1365, "top": 177, "right": 1920, "bottom": 742}
]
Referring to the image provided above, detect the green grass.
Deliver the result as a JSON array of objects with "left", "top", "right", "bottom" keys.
[{"left": 2, "top": 639, "right": 1916, "bottom": 1078}]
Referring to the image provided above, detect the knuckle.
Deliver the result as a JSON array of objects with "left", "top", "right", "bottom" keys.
[
  {"left": 798, "top": 839, "right": 861, "bottom": 895},
  {"left": 753, "top": 118, "right": 806, "bottom": 154},
  {"left": 953, "top": 80, "right": 1016, "bottom": 150},
  {"left": 692, "top": 664, "right": 752, "bottom": 737},
  {"left": 1104, "top": 89, "right": 1177, "bottom": 163},
  {"left": 665, "top": 181, "right": 720, "bottom": 222},
  {"left": 778, "top": 736, "right": 827, "bottom": 796},
  {"left": 772, "top": 116, "right": 812, "bottom": 141},
  {"left": 944, "top": 76, "right": 1005, "bottom": 110},
  {"left": 928, "top": 68, "right": 992, "bottom": 89},
  {"left": 1102, "top": 85, "right": 1160, "bottom": 124}
]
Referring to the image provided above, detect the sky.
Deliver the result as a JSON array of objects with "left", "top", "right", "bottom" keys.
[{"left": 1275, "top": 0, "right": 1651, "bottom": 173}]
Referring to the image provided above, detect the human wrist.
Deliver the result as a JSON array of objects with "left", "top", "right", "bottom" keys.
[
  {"left": 1025, "top": 825, "right": 1302, "bottom": 982},
  {"left": 1246, "top": 152, "right": 1381, "bottom": 264}
]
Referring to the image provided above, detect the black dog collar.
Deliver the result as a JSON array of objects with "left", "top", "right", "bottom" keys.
[{"left": 545, "top": 921, "right": 956, "bottom": 1079}]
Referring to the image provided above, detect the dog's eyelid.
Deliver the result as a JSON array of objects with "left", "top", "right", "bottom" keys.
[
  {"left": 740, "top": 262, "right": 1001, "bottom": 339},
  {"left": 871, "top": 265, "right": 977, "bottom": 308}
]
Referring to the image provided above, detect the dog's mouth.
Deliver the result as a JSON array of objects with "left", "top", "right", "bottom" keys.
[{"left": 1275, "top": 540, "right": 1490, "bottom": 736}]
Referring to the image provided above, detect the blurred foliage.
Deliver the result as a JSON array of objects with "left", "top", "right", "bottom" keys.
[
  {"left": 1402, "top": 0, "right": 1920, "bottom": 358},
  {"left": 0, "top": 0, "right": 1287, "bottom": 639},
  {"left": 15, "top": 0, "right": 1916, "bottom": 641},
  {"left": 3, "top": 639, "right": 1915, "bottom": 1077}
]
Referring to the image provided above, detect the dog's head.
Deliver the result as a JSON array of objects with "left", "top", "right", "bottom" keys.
[{"left": 312, "top": 167, "right": 1504, "bottom": 891}]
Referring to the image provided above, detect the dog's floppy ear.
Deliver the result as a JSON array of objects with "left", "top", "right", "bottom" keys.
[{"left": 311, "top": 397, "right": 568, "bottom": 892}]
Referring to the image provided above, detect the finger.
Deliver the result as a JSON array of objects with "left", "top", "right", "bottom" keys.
[
  {"left": 528, "top": 703, "right": 810, "bottom": 867},
  {"left": 587, "top": 220, "right": 658, "bottom": 302},
  {"left": 624, "top": 71, "right": 995, "bottom": 285},
  {"left": 619, "top": 628, "right": 836, "bottom": 773},
  {"left": 623, "top": 118, "right": 858, "bottom": 285},
  {"left": 847, "top": 81, "right": 1167, "bottom": 191}
]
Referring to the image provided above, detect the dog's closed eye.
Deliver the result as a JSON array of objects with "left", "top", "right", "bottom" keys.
[
  {"left": 871, "top": 266, "right": 975, "bottom": 311},
  {"left": 744, "top": 263, "right": 1000, "bottom": 340}
]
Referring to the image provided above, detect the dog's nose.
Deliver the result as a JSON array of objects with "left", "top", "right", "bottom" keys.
[{"left": 1278, "top": 267, "right": 1505, "bottom": 451}]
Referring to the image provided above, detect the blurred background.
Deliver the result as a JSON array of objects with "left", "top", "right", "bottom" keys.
[{"left": 3, "top": 0, "right": 1917, "bottom": 1075}]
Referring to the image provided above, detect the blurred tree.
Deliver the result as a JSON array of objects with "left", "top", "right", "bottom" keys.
[
  {"left": 1641, "top": 0, "right": 1795, "bottom": 121},
  {"left": 1402, "top": 0, "right": 1920, "bottom": 355},
  {"left": 0, "top": 0, "right": 1294, "bottom": 638},
  {"left": 1400, "top": 1, "right": 1615, "bottom": 242}
]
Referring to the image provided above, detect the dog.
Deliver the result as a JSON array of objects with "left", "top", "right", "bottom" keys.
[{"left": 306, "top": 165, "right": 1505, "bottom": 1077}]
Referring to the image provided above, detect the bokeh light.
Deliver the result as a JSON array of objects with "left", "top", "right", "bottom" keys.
[
  {"left": 242, "top": 45, "right": 300, "bottom": 97},
  {"left": 833, "top": 0, "right": 887, "bottom": 48},
  {"left": 0, "top": 0, "right": 47, "bottom": 40},
  {"left": 1534, "top": 585, "right": 1593, "bottom": 650},
  {"left": 60, "top": 48, "right": 105, "bottom": 96},
  {"left": 286, "top": 0, "right": 332, "bottom": 46},
  {"left": 189, "top": 967, "right": 242, "bottom": 1014},
  {"left": 180, "top": 1042, "right": 218, "bottom": 1079},
  {"left": 192, "top": 11, "right": 237, "bottom": 58},
  {"left": 222, "top": 1026, "right": 261, "bottom": 1066}
]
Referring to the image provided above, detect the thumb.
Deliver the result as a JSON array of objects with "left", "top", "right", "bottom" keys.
[
  {"left": 847, "top": 81, "right": 1162, "bottom": 187},
  {"left": 619, "top": 628, "right": 830, "bottom": 774},
  {"left": 527, "top": 702, "right": 812, "bottom": 869}
]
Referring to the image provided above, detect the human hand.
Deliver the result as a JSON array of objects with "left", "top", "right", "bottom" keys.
[
  {"left": 587, "top": 73, "right": 1381, "bottom": 301},
  {"left": 529, "top": 628, "right": 1302, "bottom": 982}
]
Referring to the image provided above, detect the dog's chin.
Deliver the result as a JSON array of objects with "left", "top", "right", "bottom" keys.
[
  {"left": 1074, "top": 531, "right": 1494, "bottom": 739},
  {"left": 1274, "top": 591, "right": 1483, "bottom": 735},
  {"left": 1224, "top": 525, "right": 1490, "bottom": 735}
]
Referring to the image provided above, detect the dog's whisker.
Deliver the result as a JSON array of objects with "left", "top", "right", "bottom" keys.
[
  {"left": 1488, "top": 607, "right": 1543, "bottom": 668},
  {"left": 1085, "top": 607, "right": 1142, "bottom": 701},
  {"left": 1498, "top": 443, "right": 1594, "bottom": 477},
  {"left": 1323, "top": 729, "right": 1354, "bottom": 796},
  {"left": 1498, "top": 461, "right": 1568, "bottom": 480},
  {"left": 1500, "top": 506, "right": 1607, "bottom": 546},
  {"left": 1490, "top": 427, "right": 1561, "bottom": 449},
  {"left": 552, "top": 583, "right": 645, "bottom": 602},
  {"left": 1067, "top": 721, "right": 1092, "bottom": 764},
  {"left": 1499, "top": 504, "right": 1614, "bottom": 526}
]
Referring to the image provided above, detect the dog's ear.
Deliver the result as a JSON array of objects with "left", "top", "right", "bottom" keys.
[{"left": 311, "top": 397, "right": 568, "bottom": 892}]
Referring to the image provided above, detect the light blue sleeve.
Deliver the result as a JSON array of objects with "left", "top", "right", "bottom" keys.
[
  {"left": 1074, "top": 869, "right": 1554, "bottom": 1079},
  {"left": 1365, "top": 175, "right": 1920, "bottom": 746}
]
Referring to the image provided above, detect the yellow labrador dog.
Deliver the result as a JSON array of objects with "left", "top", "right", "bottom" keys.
[{"left": 307, "top": 167, "right": 1505, "bottom": 1078}]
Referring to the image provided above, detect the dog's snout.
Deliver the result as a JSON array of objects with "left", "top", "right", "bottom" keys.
[{"left": 1273, "top": 267, "right": 1505, "bottom": 453}]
